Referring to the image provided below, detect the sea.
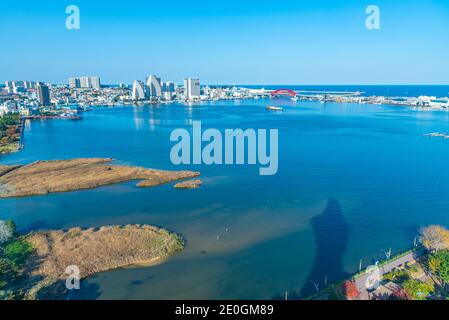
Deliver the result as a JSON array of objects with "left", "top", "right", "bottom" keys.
[{"left": 1, "top": 85, "right": 449, "bottom": 299}]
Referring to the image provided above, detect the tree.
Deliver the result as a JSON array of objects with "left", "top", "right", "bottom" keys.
[
  {"left": 402, "top": 279, "right": 433, "bottom": 300},
  {"left": 342, "top": 280, "right": 360, "bottom": 300},
  {"left": 419, "top": 225, "right": 449, "bottom": 252},
  {"left": 428, "top": 255, "right": 442, "bottom": 275},
  {"left": 4, "top": 240, "right": 33, "bottom": 265},
  {"left": 0, "top": 220, "right": 14, "bottom": 244},
  {"left": 428, "top": 251, "right": 449, "bottom": 285},
  {"left": 0, "top": 257, "right": 19, "bottom": 288}
]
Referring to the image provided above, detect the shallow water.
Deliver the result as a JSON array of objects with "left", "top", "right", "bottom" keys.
[{"left": 1, "top": 98, "right": 449, "bottom": 299}]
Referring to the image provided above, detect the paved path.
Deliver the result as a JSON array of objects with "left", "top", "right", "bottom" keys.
[{"left": 354, "top": 250, "right": 424, "bottom": 300}]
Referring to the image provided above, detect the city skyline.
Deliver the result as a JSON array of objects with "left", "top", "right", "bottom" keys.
[{"left": 1, "top": 0, "right": 449, "bottom": 85}]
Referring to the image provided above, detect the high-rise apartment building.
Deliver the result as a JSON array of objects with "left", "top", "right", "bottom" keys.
[
  {"left": 132, "top": 80, "right": 146, "bottom": 100},
  {"left": 70, "top": 76, "right": 101, "bottom": 89},
  {"left": 184, "top": 78, "right": 200, "bottom": 100},
  {"left": 36, "top": 82, "right": 51, "bottom": 106},
  {"left": 79, "top": 77, "right": 91, "bottom": 88},
  {"left": 90, "top": 77, "right": 101, "bottom": 89},
  {"left": 145, "top": 75, "right": 162, "bottom": 98},
  {"left": 68, "top": 77, "right": 81, "bottom": 88},
  {"left": 5, "top": 80, "right": 35, "bottom": 90},
  {"left": 163, "top": 81, "right": 175, "bottom": 93}
]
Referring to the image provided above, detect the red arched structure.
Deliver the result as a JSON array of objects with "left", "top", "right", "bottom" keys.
[{"left": 270, "top": 89, "right": 297, "bottom": 97}]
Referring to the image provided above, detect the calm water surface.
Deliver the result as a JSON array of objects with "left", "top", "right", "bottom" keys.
[{"left": 1, "top": 98, "right": 449, "bottom": 299}]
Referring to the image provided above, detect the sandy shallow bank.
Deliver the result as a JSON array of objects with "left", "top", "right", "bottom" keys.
[
  {"left": 174, "top": 179, "right": 203, "bottom": 189},
  {"left": 0, "top": 158, "right": 200, "bottom": 198}
]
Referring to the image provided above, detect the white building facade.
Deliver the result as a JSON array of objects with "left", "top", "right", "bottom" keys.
[
  {"left": 132, "top": 80, "right": 146, "bottom": 100},
  {"left": 184, "top": 78, "right": 200, "bottom": 100},
  {"left": 145, "top": 75, "right": 162, "bottom": 98}
]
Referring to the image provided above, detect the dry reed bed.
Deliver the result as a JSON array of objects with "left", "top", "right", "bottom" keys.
[
  {"left": 0, "top": 158, "right": 200, "bottom": 198},
  {"left": 24, "top": 224, "right": 184, "bottom": 299}
]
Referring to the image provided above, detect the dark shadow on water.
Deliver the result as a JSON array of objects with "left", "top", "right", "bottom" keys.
[
  {"left": 19, "top": 220, "right": 63, "bottom": 234},
  {"left": 66, "top": 281, "right": 102, "bottom": 300},
  {"left": 299, "top": 198, "right": 350, "bottom": 298},
  {"left": 35, "top": 279, "right": 102, "bottom": 300}
]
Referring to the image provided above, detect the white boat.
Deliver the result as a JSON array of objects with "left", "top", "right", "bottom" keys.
[{"left": 266, "top": 106, "right": 283, "bottom": 111}]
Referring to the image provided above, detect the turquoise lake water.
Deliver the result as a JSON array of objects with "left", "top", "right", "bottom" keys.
[{"left": 1, "top": 98, "right": 449, "bottom": 299}]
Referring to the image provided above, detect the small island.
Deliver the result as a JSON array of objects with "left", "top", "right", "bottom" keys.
[
  {"left": 174, "top": 179, "right": 203, "bottom": 189},
  {"left": 0, "top": 158, "right": 200, "bottom": 198},
  {"left": 0, "top": 221, "right": 184, "bottom": 300}
]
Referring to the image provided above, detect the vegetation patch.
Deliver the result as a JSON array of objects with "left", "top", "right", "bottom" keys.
[
  {"left": 0, "top": 114, "right": 21, "bottom": 154},
  {"left": 1, "top": 219, "right": 185, "bottom": 300},
  {"left": 0, "top": 220, "right": 34, "bottom": 299}
]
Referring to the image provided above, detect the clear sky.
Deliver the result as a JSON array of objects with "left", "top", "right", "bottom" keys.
[{"left": 1, "top": 0, "right": 448, "bottom": 85}]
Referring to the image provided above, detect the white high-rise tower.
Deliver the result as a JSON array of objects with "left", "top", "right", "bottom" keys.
[
  {"left": 184, "top": 78, "right": 200, "bottom": 100},
  {"left": 132, "top": 80, "right": 146, "bottom": 100},
  {"left": 145, "top": 75, "right": 162, "bottom": 98}
]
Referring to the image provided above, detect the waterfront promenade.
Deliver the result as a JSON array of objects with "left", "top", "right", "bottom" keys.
[{"left": 354, "top": 250, "right": 425, "bottom": 300}]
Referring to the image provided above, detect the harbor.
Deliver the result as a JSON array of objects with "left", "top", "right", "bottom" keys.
[{"left": 2, "top": 83, "right": 449, "bottom": 119}]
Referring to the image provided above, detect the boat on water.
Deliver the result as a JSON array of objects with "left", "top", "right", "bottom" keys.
[
  {"left": 266, "top": 106, "right": 284, "bottom": 111},
  {"left": 290, "top": 96, "right": 298, "bottom": 101},
  {"left": 423, "top": 132, "right": 449, "bottom": 138}
]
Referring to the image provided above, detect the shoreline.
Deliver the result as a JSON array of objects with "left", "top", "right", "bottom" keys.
[{"left": 69, "top": 96, "right": 449, "bottom": 112}]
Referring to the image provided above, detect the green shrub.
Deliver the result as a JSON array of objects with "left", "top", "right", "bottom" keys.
[
  {"left": 402, "top": 279, "right": 433, "bottom": 300},
  {"left": 4, "top": 240, "right": 33, "bottom": 265},
  {"left": 383, "top": 269, "right": 410, "bottom": 283}
]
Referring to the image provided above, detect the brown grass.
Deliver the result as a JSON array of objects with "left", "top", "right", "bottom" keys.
[
  {"left": 0, "top": 158, "right": 200, "bottom": 198},
  {"left": 24, "top": 224, "right": 184, "bottom": 299},
  {"left": 174, "top": 179, "right": 203, "bottom": 189}
]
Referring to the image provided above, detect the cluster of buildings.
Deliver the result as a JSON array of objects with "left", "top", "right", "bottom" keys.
[
  {"left": 0, "top": 79, "right": 80, "bottom": 117},
  {"left": 0, "top": 74, "right": 270, "bottom": 116},
  {"left": 0, "top": 80, "right": 53, "bottom": 116},
  {"left": 3, "top": 75, "right": 448, "bottom": 119},
  {"left": 69, "top": 76, "right": 101, "bottom": 89},
  {"left": 4, "top": 80, "right": 37, "bottom": 94},
  {"left": 131, "top": 75, "right": 200, "bottom": 102}
]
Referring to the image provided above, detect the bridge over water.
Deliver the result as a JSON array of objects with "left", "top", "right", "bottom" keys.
[{"left": 268, "top": 88, "right": 363, "bottom": 97}]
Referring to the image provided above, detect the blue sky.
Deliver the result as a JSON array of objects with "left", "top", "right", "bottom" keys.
[{"left": 1, "top": 0, "right": 448, "bottom": 85}]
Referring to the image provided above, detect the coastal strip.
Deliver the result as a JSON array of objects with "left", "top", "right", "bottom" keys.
[
  {"left": 0, "top": 158, "right": 200, "bottom": 198},
  {"left": 306, "top": 247, "right": 426, "bottom": 300}
]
